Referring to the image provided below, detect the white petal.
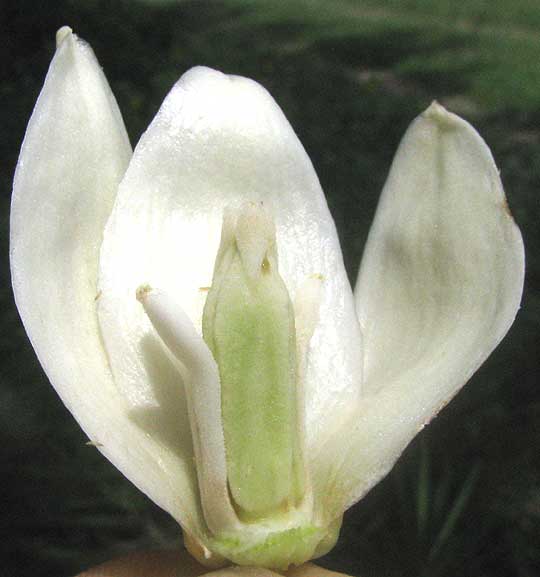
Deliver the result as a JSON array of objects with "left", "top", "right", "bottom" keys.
[
  {"left": 10, "top": 30, "right": 206, "bottom": 537},
  {"left": 97, "top": 66, "right": 363, "bottom": 461},
  {"left": 313, "top": 103, "right": 524, "bottom": 520}
]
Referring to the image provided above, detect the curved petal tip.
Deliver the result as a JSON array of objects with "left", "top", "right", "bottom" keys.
[{"left": 56, "top": 25, "right": 73, "bottom": 47}]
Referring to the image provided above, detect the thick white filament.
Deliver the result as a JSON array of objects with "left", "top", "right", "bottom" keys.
[{"left": 137, "top": 286, "right": 241, "bottom": 534}]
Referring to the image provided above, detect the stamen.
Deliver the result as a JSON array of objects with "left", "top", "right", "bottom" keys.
[{"left": 137, "top": 286, "right": 240, "bottom": 534}]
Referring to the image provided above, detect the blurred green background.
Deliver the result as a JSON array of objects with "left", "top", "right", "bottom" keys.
[{"left": 2, "top": 1, "right": 539, "bottom": 576}]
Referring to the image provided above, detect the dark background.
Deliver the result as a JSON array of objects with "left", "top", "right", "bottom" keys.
[{"left": 1, "top": 1, "right": 539, "bottom": 576}]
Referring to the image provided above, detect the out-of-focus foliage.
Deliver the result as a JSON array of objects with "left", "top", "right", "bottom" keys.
[{"left": 1, "top": 1, "right": 539, "bottom": 576}]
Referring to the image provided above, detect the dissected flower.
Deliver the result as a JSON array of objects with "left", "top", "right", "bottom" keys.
[{"left": 10, "top": 27, "right": 524, "bottom": 570}]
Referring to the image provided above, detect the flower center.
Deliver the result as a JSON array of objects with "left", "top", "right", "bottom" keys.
[{"left": 136, "top": 203, "right": 340, "bottom": 567}]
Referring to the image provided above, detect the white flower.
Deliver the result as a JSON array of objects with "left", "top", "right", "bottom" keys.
[{"left": 10, "top": 27, "right": 524, "bottom": 571}]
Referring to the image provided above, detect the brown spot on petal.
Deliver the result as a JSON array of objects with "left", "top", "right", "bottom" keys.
[
  {"left": 85, "top": 440, "right": 103, "bottom": 447},
  {"left": 501, "top": 196, "right": 516, "bottom": 223},
  {"left": 184, "top": 531, "right": 228, "bottom": 570}
]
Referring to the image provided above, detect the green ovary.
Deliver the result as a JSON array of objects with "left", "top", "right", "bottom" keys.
[{"left": 202, "top": 206, "right": 303, "bottom": 521}]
